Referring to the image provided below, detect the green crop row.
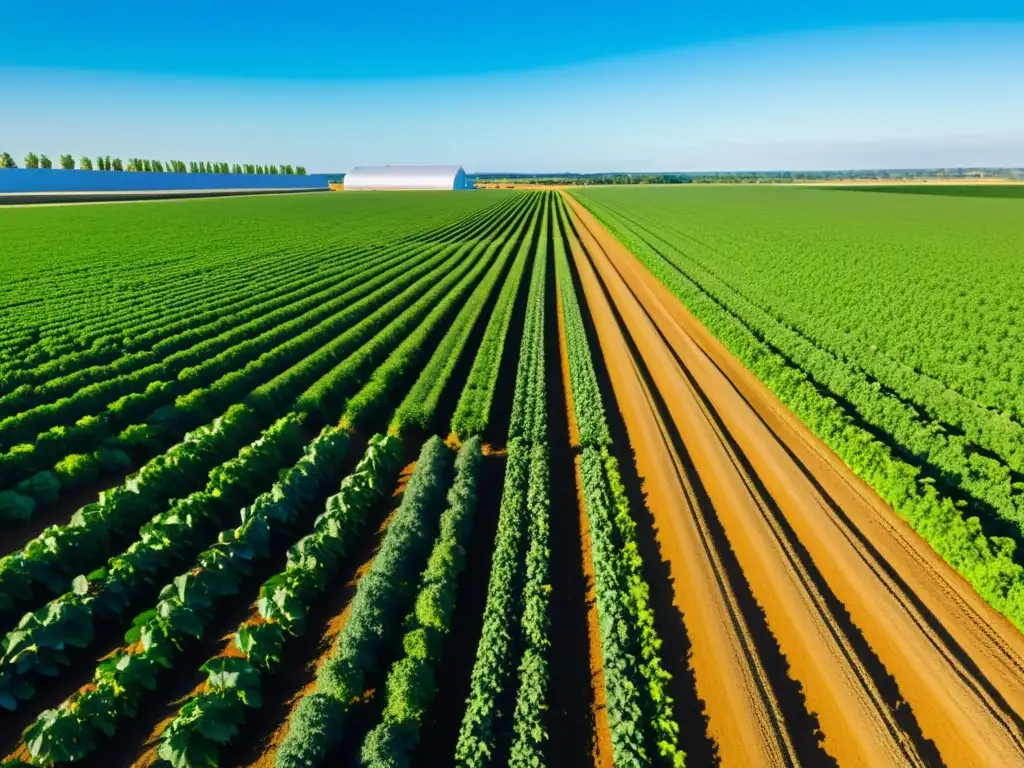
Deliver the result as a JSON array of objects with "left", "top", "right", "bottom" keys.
[
  {"left": 553, "top": 197, "right": 682, "bottom": 765},
  {"left": 0, "top": 193, "right": 512, "bottom": 365},
  {"left": 507, "top": 198, "right": 552, "bottom": 766},
  {"left": 590, "top": 200, "right": 1024, "bottom": 532},
  {"left": 0, "top": 405, "right": 264, "bottom": 611},
  {"left": 0, "top": 413, "right": 306, "bottom": 711},
  {"left": 18, "top": 425, "right": 349, "bottom": 766},
  {"left": 337, "top": 199, "right": 533, "bottom": 429},
  {"left": 274, "top": 436, "right": 453, "bottom": 768},
  {"left": 360, "top": 437, "right": 483, "bottom": 768},
  {"left": 156, "top": 433, "right": 404, "bottom": 768},
  {"left": 0, "top": 194, "right": 514, "bottom": 387},
  {"left": 449, "top": 195, "right": 543, "bottom": 440},
  {"left": 390, "top": 195, "right": 540, "bottom": 437},
  {"left": 294, "top": 236, "right": 491, "bottom": 421},
  {"left": 0, "top": 223, "right": 472, "bottom": 515},
  {"left": 455, "top": 194, "right": 551, "bottom": 767}
]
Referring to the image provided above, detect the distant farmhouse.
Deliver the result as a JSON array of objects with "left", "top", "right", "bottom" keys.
[{"left": 342, "top": 165, "right": 470, "bottom": 190}]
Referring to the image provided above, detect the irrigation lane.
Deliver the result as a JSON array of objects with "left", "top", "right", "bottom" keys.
[
  {"left": 561, "top": 190, "right": 1024, "bottom": 766},
  {"left": 0, "top": 188, "right": 328, "bottom": 206}
]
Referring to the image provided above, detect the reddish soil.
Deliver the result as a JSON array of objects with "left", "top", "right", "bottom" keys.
[{"left": 562, "top": 190, "right": 1024, "bottom": 766}]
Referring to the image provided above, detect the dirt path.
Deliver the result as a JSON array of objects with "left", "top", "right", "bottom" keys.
[
  {"left": 562, "top": 190, "right": 1024, "bottom": 767},
  {"left": 561, "top": 197, "right": 798, "bottom": 766}
]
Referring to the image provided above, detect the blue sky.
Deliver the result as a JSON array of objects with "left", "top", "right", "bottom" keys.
[{"left": 1, "top": 1, "right": 1022, "bottom": 172}]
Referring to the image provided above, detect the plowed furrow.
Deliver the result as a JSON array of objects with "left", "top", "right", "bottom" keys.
[
  {"left": 563, "top": 203, "right": 798, "bottom": 766},
  {"left": 563, "top": 190, "right": 1024, "bottom": 768}
]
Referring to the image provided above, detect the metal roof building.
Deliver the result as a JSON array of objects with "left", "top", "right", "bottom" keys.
[{"left": 343, "top": 165, "right": 469, "bottom": 191}]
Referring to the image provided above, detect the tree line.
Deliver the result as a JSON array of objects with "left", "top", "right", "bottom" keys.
[{"left": 0, "top": 152, "right": 306, "bottom": 175}]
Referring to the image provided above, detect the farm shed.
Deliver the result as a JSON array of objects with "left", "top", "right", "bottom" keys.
[{"left": 343, "top": 165, "right": 470, "bottom": 190}]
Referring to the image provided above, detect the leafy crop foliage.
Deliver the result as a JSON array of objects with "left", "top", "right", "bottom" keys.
[
  {"left": 455, "top": 194, "right": 552, "bottom": 767},
  {"left": 553, "top": 197, "right": 683, "bottom": 765},
  {"left": 274, "top": 436, "right": 453, "bottom": 768},
  {"left": 20, "top": 426, "right": 349, "bottom": 765},
  {"left": 361, "top": 437, "right": 484, "bottom": 768},
  {"left": 449, "top": 197, "right": 543, "bottom": 440},
  {"left": 0, "top": 413, "right": 305, "bottom": 711},
  {"left": 157, "top": 433, "right": 404, "bottom": 767},
  {"left": 573, "top": 185, "right": 1024, "bottom": 630},
  {"left": 0, "top": 193, "right": 515, "bottom": 520}
]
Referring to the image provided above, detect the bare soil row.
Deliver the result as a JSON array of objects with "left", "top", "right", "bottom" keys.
[{"left": 560, "top": 190, "right": 1024, "bottom": 766}]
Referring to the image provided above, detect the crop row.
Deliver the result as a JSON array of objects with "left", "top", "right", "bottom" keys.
[
  {"left": 274, "top": 436, "right": 454, "bottom": 767},
  {"left": 553, "top": 196, "right": 683, "bottom": 765},
  {"left": 156, "top": 433, "right": 404, "bottom": 767},
  {"left": 390, "top": 193, "right": 542, "bottom": 436},
  {"left": 0, "top": 241, "right": 359, "bottom": 395},
  {"left": 17, "top": 425, "right": 350, "bottom": 765},
  {"left": 594, "top": 202, "right": 1024, "bottom": 530},
  {"left": 308, "top": 197, "right": 534, "bottom": 425},
  {"left": 455, "top": 193, "right": 552, "bottom": 767},
  {"left": 0, "top": 198, "right": 527, "bottom": 613},
  {"left": 361, "top": 437, "right": 483, "bottom": 768},
  {"left": 1, "top": 192, "right": 523, "bottom": 397},
  {"left": 0, "top": 200, "right": 522, "bottom": 520},
  {"left": 0, "top": 192, "right": 510, "bottom": 354},
  {"left": 0, "top": 405, "right": 266, "bottom": 613},
  {"left": 0, "top": 413, "right": 307, "bottom": 710},
  {"left": 575, "top": 192, "right": 1024, "bottom": 631},
  {"left": 0, "top": 194, "right": 519, "bottom": 451},
  {"left": 449, "top": 196, "right": 542, "bottom": 440},
  {"left": 345, "top": 195, "right": 537, "bottom": 431}
]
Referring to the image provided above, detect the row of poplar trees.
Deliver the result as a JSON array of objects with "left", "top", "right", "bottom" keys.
[{"left": 0, "top": 152, "right": 306, "bottom": 175}]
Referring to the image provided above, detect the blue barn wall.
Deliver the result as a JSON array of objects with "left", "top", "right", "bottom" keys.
[{"left": 0, "top": 168, "right": 332, "bottom": 193}]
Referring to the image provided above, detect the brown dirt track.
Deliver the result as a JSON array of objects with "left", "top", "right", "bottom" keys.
[{"left": 560, "top": 191, "right": 1024, "bottom": 767}]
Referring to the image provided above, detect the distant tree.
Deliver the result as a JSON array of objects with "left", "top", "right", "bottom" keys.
[
  {"left": 95, "top": 156, "right": 104, "bottom": 171},
  {"left": 142, "top": 159, "right": 152, "bottom": 172},
  {"left": 102, "top": 155, "right": 111, "bottom": 171},
  {"left": 59, "top": 154, "right": 75, "bottom": 169},
  {"left": 39, "top": 155, "right": 53, "bottom": 169},
  {"left": 0, "top": 152, "right": 16, "bottom": 168},
  {"left": 24, "top": 152, "right": 39, "bottom": 169},
  {"left": 296, "top": 166, "right": 307, "bottom": 176},
  {"left": 152, "top": 160, "right": 164, "bottom": 172},
  {"left": 79, "top": 156, "right": 93, "bottom": 170},
  {"left": 112, "top": 157, "right": 123, "bottom": 171}
]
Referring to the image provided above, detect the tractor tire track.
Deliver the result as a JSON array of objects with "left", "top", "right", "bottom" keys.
[
  {"left": 563, "top": 190, "right": 1024, "bottom": 767},
  {"left": 562, "top": 200, "right": 798, "bottom": 766}
]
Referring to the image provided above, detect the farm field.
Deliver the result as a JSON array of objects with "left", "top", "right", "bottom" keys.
[{"left": 0, "top": 186, "right": 1023, "bottom": 768}]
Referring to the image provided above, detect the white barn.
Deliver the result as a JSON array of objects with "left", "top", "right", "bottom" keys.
[{"left": 343, "top": 165, "right": 470, "bottom": 191}]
